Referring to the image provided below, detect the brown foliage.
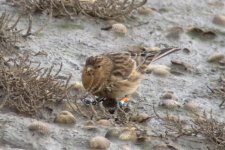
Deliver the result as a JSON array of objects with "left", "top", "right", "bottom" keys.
[
  {"left": 0, "top": 54, "right": 71, "bottom": 115},
  {"left": 9, "top": 0, "right": 147, "bottom": 19}
]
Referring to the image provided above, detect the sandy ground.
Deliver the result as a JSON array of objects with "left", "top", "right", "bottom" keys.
[{"left": 0, "top": 0, "right": 225, "bottom": 149}]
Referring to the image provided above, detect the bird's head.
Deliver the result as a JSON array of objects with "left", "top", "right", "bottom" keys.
[{"left": 83, "top": 55, "right": 113, "bottom": 76}]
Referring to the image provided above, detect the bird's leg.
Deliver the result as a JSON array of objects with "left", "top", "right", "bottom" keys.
[
  {"left": 96, "top": 97, "right": 106, "bottom": 103},
  {"left": 118, "top": 97, "right": 129, "bottom": 108},
  {"left": 96, "top": 97, "right": 109, "bottom": 118},
  {"left": 114, "top": 96, "right": 129, "bottom": 122}
]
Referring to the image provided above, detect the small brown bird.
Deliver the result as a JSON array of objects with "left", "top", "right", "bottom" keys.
[{"left": 82, "top": 48, "right": 181, "bottom": 103}]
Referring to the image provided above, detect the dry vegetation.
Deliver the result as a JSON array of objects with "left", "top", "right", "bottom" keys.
[
  {"left": 8, "top": 0, "right": 147, "bottom": 19},
  {"left": 0, "top": 54, "right": 72, "bottom": 115},
  {"left": 210, "top": 74, "right": 225, "bottom": 107},
  {"left": 1, "top": 1, "right": 225, "bottom": 149},
  {"left": 153, "top": 105, "right": 225, "bottom": 150},
  {"left": 0, "top": 12, "right": 21, "bottom": 53},
  {"left": 0, "top": 11, "right": 71, "bottom": 116},
  {"left": 0, "top": 12, "right": 48, "bottom": 55}
]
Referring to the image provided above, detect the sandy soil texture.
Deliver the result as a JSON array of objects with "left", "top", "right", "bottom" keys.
[{"left": 0, "top": 0, "right": 225, "bottom": 150}]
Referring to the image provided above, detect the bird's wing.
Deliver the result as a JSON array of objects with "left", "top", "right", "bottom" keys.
[
  {"left": 105, "top": 48, "right": 181, "bottom": 78},
  {"left": 131, "top": 48, "right": 181, "bottom": 73},
  {"left": 105, "top": 52, "right": 136, "bottom": 80}
]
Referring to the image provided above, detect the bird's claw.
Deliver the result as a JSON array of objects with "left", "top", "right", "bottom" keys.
[{"left": 83, "top": 97, "right": 106, "bottom": 105}]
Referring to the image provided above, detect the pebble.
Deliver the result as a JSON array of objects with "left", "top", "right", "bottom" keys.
[
  {"left": 28, "top": 121, "right": 50, "bottom": 135},
  {"left": 137, "top": 7, "right": 154, "bottom": 15},
  {"left": 213, "top": 15, "right": 225, "bottom": 26},
  {"left": 97, "top": 119, "right": 111, "bottom": 127},
  {"left": 89, "top": 136, "right": 110, "bottom": 149},
  {"left": 160, "top": 99, "right": 181, "bottom": 109},
  {"left": 112, "top": 23, "right": 128, "bottom": 34},
  {"left": 208, "top": 52, "right": 224, "bottom": 63},
  {"left": 54, "top": 111, "right": 76, "bottom": 124},
  {"left": 118, "top": 128, "right": 137, "bottom": 141},
  {"left": 184, "top": 101, "right": 199, "bottom": 113},
  {"left": 130, "top": 112, "right": 151, "bottom": 123},
  {"left": 146, "top": 65, "right": 170, "bottom": 77},
  {"left": 83, "top": 120, "right": 97, "bottom": 130}
]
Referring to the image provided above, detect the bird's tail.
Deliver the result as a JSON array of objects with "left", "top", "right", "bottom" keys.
[{"left": 137, "top": 48, "right": 181, "bottom": 73}]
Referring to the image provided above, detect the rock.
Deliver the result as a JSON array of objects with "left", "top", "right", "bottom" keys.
[
  {"left": 146, "top": 65, "right": 170, "bottom": 77},
  {"left": 118, "top": 128, "right": 137, "bottom": 141},
  {"left": 83, "top": 120, "right": 97, "bottom": 130},
  {"left": 112, "top": 23, "right": 128, "bottom": 34},
  {"left": 54, "top": 111, "right": 76, "bottom": 124},
  {"left": 97, "top": 119, "right": 111, "bottom": 127},
  {"left": 184, "top": 101, "right": 199, "bottom": 112},
  {"left": 130, "top": 112, "right": 151, "bottom": 123},
  {"left": 105, "top": 128, "right": 121, "bottom": 139},
  {"left": 161, "top": 92, "right": 174, "bottom": 99},
  {"left": 219, "top": 59, "right": 225, "bottom": 66},
  {"left": 213, "top": 15, "right": 225, "bottom": 26},
  {"left": 160, "top": 99, "right": 181, "bottom": 109},
  {"left": 137, "top": 7, "right": 154, "bottom": 15},
  {"left": 89, "top": 136, "right": 110, "bottom": 149},
  {"left": 171, "top": 60, "right": 193, "bottom": 71},
  {"left": 208, "top": 52, "right": 224, "bottom": 63},
  {"left": 28, "top": 121, "right": 50, "bottom": 135}
]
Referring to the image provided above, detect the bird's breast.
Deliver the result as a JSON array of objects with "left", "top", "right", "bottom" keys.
[{"left": 104, "top": 72, "right": 144, "bottom": 99}]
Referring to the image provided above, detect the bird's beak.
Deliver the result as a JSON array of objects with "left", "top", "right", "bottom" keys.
[{"left": 86, "top": 66, "right": 93, "bottom": 75}]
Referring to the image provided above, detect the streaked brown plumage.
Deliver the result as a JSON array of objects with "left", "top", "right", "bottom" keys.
[{"left": 82, "top": 48, "right": 181, "bottom": 100}]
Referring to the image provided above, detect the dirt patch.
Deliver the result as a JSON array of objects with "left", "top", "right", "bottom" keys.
[{"left": 0, "top": 0, "right": 225, "bottom": 150}]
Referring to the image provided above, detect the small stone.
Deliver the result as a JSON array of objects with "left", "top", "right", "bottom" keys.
[
  {"left": 161, "top": 92, "right": 174, "bottom": 99},
  {"left": 147, "top": 65, "right": 170, "bottom": 77},
  {"left": 97, "top": 119, "right": 111, "bottom": 127},
  {"left": 105, "top": 128, "right": 122, "bottom": 139},
  {"left": 28, "top": 121, "right": 50, "bottom": 135},
  {"left": 112, "top": 23, "right": 128, "bottom": 34},
  {"left": 137, "top": 7, "right": 154, "bottom": 15},
  {"left": 89, "top": 136, "right": 110, "bottom": 149},
  {"left": 213, "top": 15, "right": 225, "bottom": 26},
  {"left": 130, "top": 112, "right": 151, "bottom": 123},
  {"left": 83, "top": 120, "right": 97, "bottom": 130},
  {"left": 118, "top": 128, "right": 137, "bottom": 141},
  {"left": 160, "top": 99, "right": 181, "bottom": 109},
  {"left": 171, "top": 60, "right": 193, "bottom": 71},
  {"left": 184, "top": 101, "right": 199, "bottom": 113},
  {"left": 208, "top": 52, "right": 224, "bottom": 63},
  {"left": 219, "top": 59, "right": 225, "bottom": 66},
  {"left": 54, "top": 111, "right": 76, "bottom": 124}
]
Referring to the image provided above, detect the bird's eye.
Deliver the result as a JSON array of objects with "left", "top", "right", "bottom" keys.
[{"left": 97, "top": 65, "right": 101, "bottom": 68}]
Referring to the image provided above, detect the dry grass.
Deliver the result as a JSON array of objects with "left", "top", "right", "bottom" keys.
[
  {"left": 0, "top": 53, "right": 72, "bottom": 115},
  {"left": 192, "top": 111, "right": 225, "bottom": 150},
  {"left": 153, "top": 105, "right": 225, "bottom": 150},
  {"left": 0, "top": 12, "right": 21, "bottom": 53},
  {"left": 0, "top": 12, "right": 48, "bottom": 55},
  {"left": 8, "top": 0, "right": 147, "bottom": 19}
]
